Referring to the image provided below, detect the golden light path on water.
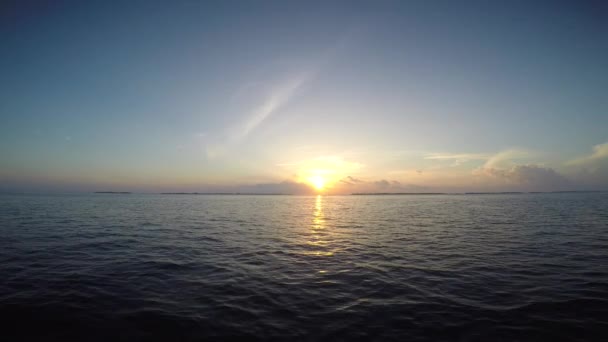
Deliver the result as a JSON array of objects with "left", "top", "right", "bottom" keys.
[{"left": 306, "top": 195, "right": 334, "bottom": 259}]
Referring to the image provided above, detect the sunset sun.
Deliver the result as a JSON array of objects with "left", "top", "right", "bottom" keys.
[{"left": 308, "top": 175, "right": 326, "bottom": 191}]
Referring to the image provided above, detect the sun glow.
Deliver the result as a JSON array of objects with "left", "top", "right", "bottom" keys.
[
  {"left": 282, "top": 155, "right": 365, "bottom": 193},
  {"left": 308, "top": 175, "right": 326, "bottom": 191}
]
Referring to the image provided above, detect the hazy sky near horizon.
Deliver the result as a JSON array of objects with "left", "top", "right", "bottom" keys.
[{"left": 1, "top": 0, "right": 607, "bottom": 193}]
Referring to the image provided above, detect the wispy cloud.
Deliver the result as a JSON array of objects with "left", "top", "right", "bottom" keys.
[
  {"left": 424, "top": 152, "right": 489, "bottom": 166},
  {"left": 424, "top": 153, "right": 489, "bottom": 161},
  {"left": 205, "top": 72, "right": 313, "bottom": 159},
  {"left": 202, "top": 34, "right": 355, "bottom": 160},
  {"left": 233, "top": 71, "right": 313, "bottom": 142},
  {"left": 563, "top": 142, "right": 608, "bottom": 188},
  {"left": 483, "top": 149, "right": 530, "bottom": 169},
  {"left": 566, "top": 142, "right": 608, "bottom": 166}
]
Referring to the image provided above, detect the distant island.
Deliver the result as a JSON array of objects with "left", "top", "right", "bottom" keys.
[
  {"left": 351, "top": 193, "right": 447, "bottom": 195},
  {"left": 88, "top": 191, "right": 605, "bottom": 196},
  {"left": 465, "top": 191, "right": 604, "bottom": 194},
  {"left": 94, "top": 191, "right": 131, "bottom": 194},
  {"left": 465, "top": 192, "right": 524, "bottom": 195},
  {"left": 352, "top": 191, "right": 604, "bottom": 196},
  {"left": 160, "top": 192, "right": 290, "bottom": 195}
]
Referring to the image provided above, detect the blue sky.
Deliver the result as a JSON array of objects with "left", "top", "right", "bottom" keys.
[{"left": 1, "top": 0, "right": 607, "bottom": 193}]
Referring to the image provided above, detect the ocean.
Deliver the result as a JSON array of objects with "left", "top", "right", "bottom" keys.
[{"left": 1, "top": 193, "right": 607, "bottom": 341}]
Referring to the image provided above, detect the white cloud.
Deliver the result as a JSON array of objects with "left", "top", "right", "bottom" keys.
[
  {"left": 567, "top": 142, "right": 608, "bottom": 166},
  {"left": 564, "top": 142, "right": 608, "bottom": 188},
  {"left": 468, "top": 149, "right": 577, "bottom": 191},
  {"left": 475, "top": 164, "right": 572, "bottom": 191},
  {"left": 483, "top": 149, "right": 530, "bottom": 169}
]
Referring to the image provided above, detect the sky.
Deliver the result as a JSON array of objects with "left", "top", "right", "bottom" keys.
[{"left": 1, "top": 0, "right": 607, "bottom": 194}]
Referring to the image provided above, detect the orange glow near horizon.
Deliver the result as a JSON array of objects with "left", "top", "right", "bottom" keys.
[
  {"left": 287, "top": 156, "right": 364, "bottom": 193},
  {"left": 308, "top": 175, "right": 326, "bottom": 191}
]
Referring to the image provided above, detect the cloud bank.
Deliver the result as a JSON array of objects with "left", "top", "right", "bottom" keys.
[
  {"left": 334, "top": 176, "right": 429, "bottom": 193},
  {"left": 567, "top": 142, "right": 608, "bottom": 166},
  {"left": 565, "top": 142, "right": 608, "bottom": 187},
  {"left": 470, "top": 143, "right": 608, "bottom": 191},
  {"left": 474, "top": 164, "right": 573, "bottom": 191}
]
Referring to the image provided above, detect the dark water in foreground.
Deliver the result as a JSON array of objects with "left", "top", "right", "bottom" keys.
[{"left": 1, "top": 193, "right": 607, "bottom": 341}]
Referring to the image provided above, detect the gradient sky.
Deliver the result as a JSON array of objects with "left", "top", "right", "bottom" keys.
[{"left": 1, "top": 0, "right": 607, "bottom": 193}]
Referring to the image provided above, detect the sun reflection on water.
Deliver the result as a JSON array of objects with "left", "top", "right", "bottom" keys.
[
  {"left": 313, "top": 194, "right": 323, "bottom": 230},
  {"left": 306, "top": 195, "right": 334, "bottom": 257}
]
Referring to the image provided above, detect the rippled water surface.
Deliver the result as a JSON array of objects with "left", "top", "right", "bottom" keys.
[{"left": 1, "top": 193, "right": 607, "bottom": 341}]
